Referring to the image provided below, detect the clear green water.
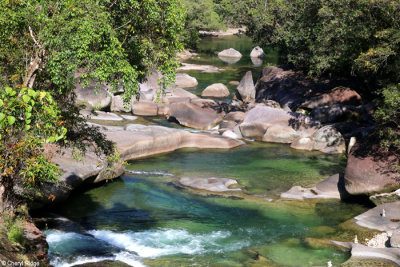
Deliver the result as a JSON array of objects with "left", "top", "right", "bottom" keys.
[
  {"left": 181, "top": 35, "right": 281, "bottom": 97},
  {"left": 46, "top": 144, "right": 367, "bottom": 267},
  {"left": 45, "top": 36, "right": 367, "bottom": 267}
]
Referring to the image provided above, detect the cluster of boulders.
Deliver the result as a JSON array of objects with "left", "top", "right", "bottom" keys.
[
  {"left": 216, "top": 46, "right": 265, "bottom": 66},
  {"left": 75, "top": 64, "right": 374, "bottom": 156}
]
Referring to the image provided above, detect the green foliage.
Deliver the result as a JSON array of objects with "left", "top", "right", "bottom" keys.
[
  {"left": 0, "top": 86, "right": 66, "bottom": 207},
  {"left": 181, "top": 0, "right": 225, "bottom": 48},
  {"left": 0, "top": 0, "right": 186, "bottom": 208},
  {"left": 183, "top": 0, "right": 225, "bottom": 31},
  {"left": 232, "top": 0, "right": 400, "bottom": 151},
  {"left": 4, "top": 213, "right": 25, "bottom": 245},
  {"left": 374, "top": 84, "right": 400, "bottom": 150},
  {"left": 0, "top": 0, "right": 185, "bottom": 155}
]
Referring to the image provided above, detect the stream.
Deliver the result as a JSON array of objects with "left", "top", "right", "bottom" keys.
[{"left": 45, "top": 35, "right": 369, "bottom": 267}]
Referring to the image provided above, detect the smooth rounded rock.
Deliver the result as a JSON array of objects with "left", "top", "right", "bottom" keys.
[
  {"left": 179, "top": 177, "right": 241, "bottom": 192},
  {"left": 345, "top": 147, "right": 399, "bottom": 195},
  {"left": 167, "top": 102, "right": 223, "bottom": 130},
  {"left": 312, "top": 125, "right": 346, "bottom": 154},
  {"left": 218, "top": 48, "right": 242, "bottom": 58},
  {"left": 262, "top": 125, "right": 299, "bottom": 144},
  {"left": 201, "top": 83, "right": 230, "bottom": 98},
  {"left": 132, "top": 101, "right": 158, "bottom": 116},
  {"left": 290, "top": 137, "right": 314, "bottom": 151},
  {"left": 250, "top": 46, "right": 265, "bottom": 58},
  {"left": 75, "top": 82, "right": 112, "bottom": 110},
  {"left": 175, "top": 73, "right": 198, "bottom": 88}
]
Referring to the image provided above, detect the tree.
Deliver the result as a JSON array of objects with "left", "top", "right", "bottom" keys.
[
  {"left": 181, "top": 0, "right": 225, "bottom": 48},
  {"left": 0, "top": 87, "right": 66, "bottom": 209},
  {"left": 0, "top": 0, "right": 186, "bottom": 209},
  {"left": 231, "top": 0, "right": 400, "bottom": 151}
]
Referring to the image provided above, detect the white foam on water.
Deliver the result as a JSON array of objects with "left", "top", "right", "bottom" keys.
[
  {"left": 127, "top": 170, "right": 173, "bottom": 176},
  {"left": 87, "top": 228, "right": 236, "bottom": 258},
  {"left": 46, "top": 231, "right": 82, "bottom": 243},
  {"left": 50, "top": 256, "right": 113, "bottom": 267},
  {"left": 50, "top": 255, "right": 145, "bottom": 267},
  {"left": 46, "top": 231, "right": 145, "bottom": 267}
]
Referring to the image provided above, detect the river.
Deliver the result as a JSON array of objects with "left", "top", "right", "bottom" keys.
[{"left": 45, "top": 35, "right": 369, "bottom": 267}]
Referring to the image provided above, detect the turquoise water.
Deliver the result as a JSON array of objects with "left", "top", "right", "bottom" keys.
[
  {"left": 46, "top": 144, "right": 367, "bottom": 267},
  {"left": 45, "top": 36, "right": 367, "bottom": 267}
]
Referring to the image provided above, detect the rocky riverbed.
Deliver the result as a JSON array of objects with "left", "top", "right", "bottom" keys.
[{"left": 4, "top": 35, "right": 399, "bottom": 266}]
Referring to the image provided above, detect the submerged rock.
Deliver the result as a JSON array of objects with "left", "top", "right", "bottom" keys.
[
  {"left": 349, "top": 243, "right": 400, "bottom": 266},
  {"left": 179, "top": 177, "right": 241, "bottom": 192},
  {"left": 281, "top": 173, "right": 349, "bottom": 200}
]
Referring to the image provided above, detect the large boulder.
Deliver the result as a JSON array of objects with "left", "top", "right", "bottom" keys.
[
  {"left": 289, "top": 126, "right": 346, "bottom": 154},
  {"left": 240, "top": 106, "right": 295, "bottom": 139},
  {"left": 344, "top": 145, "right": 400, "bottom": 195},
  {"left": 218, "top": 48, "right": 242, "bottom": 58},
  {"left": 74, "top": 82, "right": 112, "bottom": 110},
  {"left": 256, "top": 66, "right": 363, "bottom": 112},
  {"left": 290, "top": 137, "right": 314, "bottom": 151},
  {"left": 167, "top": 102, "right": 224, "bottom": 130},
  {"left": 224, "top": 111, "right": 246, "bottom": 123},
  {"left": 164, "top": 87, "right": 198, "bottom": 104},
  {"left": 310, "top": 104, "right": 358, "bottom": 123},
  {"left": 237, "top": 71, "right": 256, "bottom": 101},
  {"left": 201, "top": 83, "right": 230, "bottom": 98},
  {"left": 262, "top": 125, "right": 299, "bottom": 144},
  {"left": 138, "top": 70, "right": 163, "bottom": 101},
  {"left": 250, "top": 46, "right": 265, "bottom": 58},
  {"left": 131, "top": 101, "right": 158, "bottom": 116},
  {"left": 111, "top": 95, "right": 131, "bottom": 113},
  {"left": 301, "top": 86, "right": 362, "bottom": 109},
  {"left": 175, "top": 73, "right": 198, "bottom": 88},
  {"left": 312, "top": 125, "right": 346, "bottom": 154}
]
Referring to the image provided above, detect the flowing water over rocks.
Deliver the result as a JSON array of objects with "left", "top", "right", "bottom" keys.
[{"left": 43, "top": 36, "right": 383, "bottom": 266}]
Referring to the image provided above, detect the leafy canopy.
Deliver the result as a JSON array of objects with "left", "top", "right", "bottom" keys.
[
  {"left": 231, "top": 0, "right": 400, "bottom": 151},
  {"left": 0, "top": 0, "right": 186, "bottom": 208}
]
